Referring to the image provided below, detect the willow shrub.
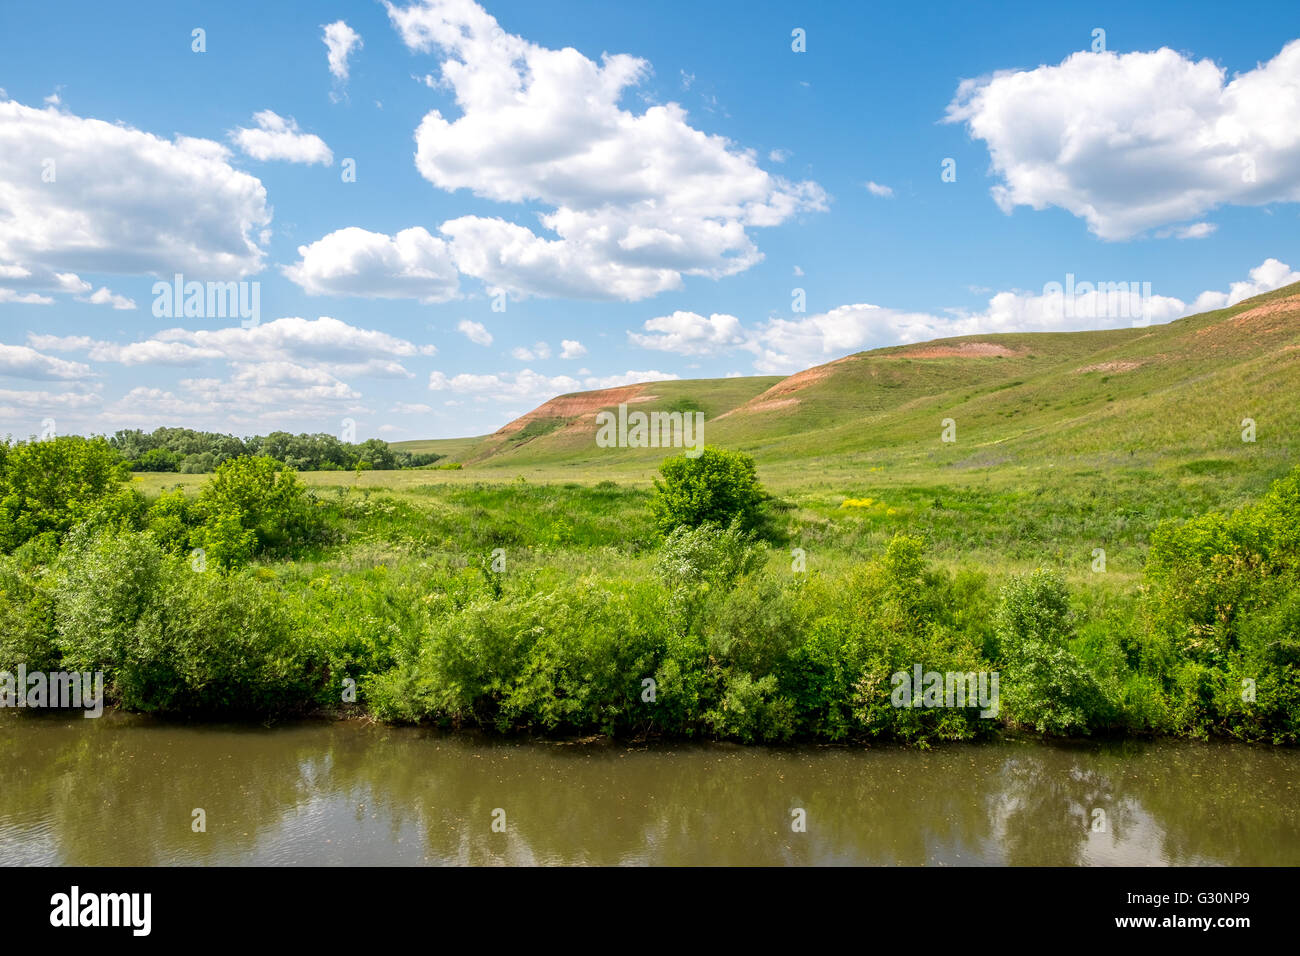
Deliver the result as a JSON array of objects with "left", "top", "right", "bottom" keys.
[
  {"left": 1141, "top": 465, "right": 1300, "bottom": 742},
  {"left": 367, "top": 530, "right": 1006, "bottom": 744},
  {"left": 53, "top": 530, "right": 322, "bottom": 714}
]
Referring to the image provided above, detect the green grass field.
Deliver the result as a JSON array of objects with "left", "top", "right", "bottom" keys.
[
  {"left": 45, "top": 282, "right": 1300, "bottom": 741},
  {"left": 136, "top": 279, "right": 1300, "bottom": 580}
]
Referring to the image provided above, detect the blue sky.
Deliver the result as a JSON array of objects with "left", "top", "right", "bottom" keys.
[{"left": 1, "top": 0, "right": 1298, "bottom": 441}]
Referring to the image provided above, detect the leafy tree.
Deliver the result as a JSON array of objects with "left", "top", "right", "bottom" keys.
[
  {"left": 0, "top": 436, "right": 130, "bottom": 551},
  {"left": 130, "top": 448, "right": 182, "bottom": 472},
  {"left": 995, "top": 569, "right": 1108, "bottom": 734},
  {"left": 649, "top": 447, "right": 767, "bottom": 535},
  {"left": 192, "top": 455, "right": 316, "bottom": 568}
]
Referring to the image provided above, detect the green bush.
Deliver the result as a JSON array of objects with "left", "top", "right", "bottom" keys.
[
  {"left": 995, "top": 569, "right": 1110, "bottom": 734},
  {"left": 53, "top": 531, "right": 321, "bottom": 714},
  {"left": 1140, "top": 465, "right": 1300, "bottom": 741},
  {"left": 0, "top": 436, "right": 129, "bottom": 552},
  {"left": 0, "top": 556, "right": 59, "bottom": 673},
  {"left": 191, "top": 455, "right": 319, "bottom": 569},
  {"left": 649, "top": 447, "right": 767, "bottom": 535}
]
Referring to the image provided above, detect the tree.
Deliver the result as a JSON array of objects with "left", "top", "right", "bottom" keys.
[
  {"left": 649, "top": 447, "right": 767, "bottom": 535},
  {"left": 192, "top": 455, "right": 316, "bottom": 566},
  {"left": 0, "top": 436, "right": 130, "bottom": 551}
]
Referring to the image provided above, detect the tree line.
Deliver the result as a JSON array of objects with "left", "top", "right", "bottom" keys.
[{"left": 106, "top": 427, "right": 443, "bottom": 472}]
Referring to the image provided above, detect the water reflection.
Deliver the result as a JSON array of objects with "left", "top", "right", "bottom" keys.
[{"left": 1, "top": 713, "right": 1297, "bottom": 866}]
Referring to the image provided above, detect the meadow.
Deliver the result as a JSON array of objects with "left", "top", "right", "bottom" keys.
[{"left": 5, "top": 284, "right": 1300, "bottom": 744}]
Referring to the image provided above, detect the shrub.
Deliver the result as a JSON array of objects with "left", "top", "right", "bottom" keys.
[
  {"left": 0, "top": 556, "right": 59, "bottom": 673},
  {"left": 1140, "top": 465, "right": 1300, "bottom": 741},
  {"left": 0, "top": 436, "right": 129, "bottom": 552},
  {"left": 649, "top": 447, "right": 766, "bottom": 535},
  {"left": 192, "top": 455, "right": 318, "bottom": 568},
  {"left": 994, "top": 569, "right": 1109, "bottom": 734},
  {"left": 54, "top": 530, "right": 320, "bottom": 714}
]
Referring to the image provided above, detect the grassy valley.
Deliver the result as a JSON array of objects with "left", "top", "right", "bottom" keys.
[{"left": 9, "top": 284, "right": 1300, "bottom": 743}]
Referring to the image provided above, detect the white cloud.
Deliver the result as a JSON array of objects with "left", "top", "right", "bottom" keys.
[
  {"left": 429, "top": 366, "right": 675, "bottom": 403},
  {"left": 0, "top": 386, "right": 101, "bottom": 412},
  {"left": 769, "top": 148, "right": 790, "bottom": 163},
  {"left": 559, "top": 339, "right": 587, "bottom": 359},
  {"left": 0, "top": 289, "right": 54, "bottom": 305},
  {"left": 511, "top": 341, "right": 551, "bottom": 361},
  {"left": 439, "top": 216, "right": 684, "bottom": 302},
  {"left": 582, "top": 369, "right": 676, "bottom": 389},
  {"left": 323, "top": 21, "right": 363, "bottom": 82},
  {"left": 381, "top": 0, "right": 827, "bottom": 300},
  {"left": 232, "top": 110, "right": 333, "bottom": 165},
  {"left": 30, "top": 317, "right": 432, "bottom": 377},
  {"left": 0, "top": 343, "right": 91, "bottom": 379},
  {"left": 623, "top": 258, "right": 1300, "bottom": 374},
  {"left": 77, "top": 286, "right": 136, "bottom": 310},
  {"left": 628, "top": 310, "right": 748, "bottom": 356},
  {"left": 1186, "top": 257, "right": 1300, "bottom": 313},
  {"left": 865, "top": 181, "right": 894, "bottom": 198},
  {"left": 283, "top": 226, "right": 459, "bottom": 302},
  {"left": 946, "top": 40, "right": 1300, "bottom": 239},
  {"left": 457, "top": 319, "right": 493, "bottom": 346},
  {"left": 104, "top": 372, "right": 364, "bottom": 429},
  {"left": 0, "top": 100, "right": 269, "bottom": 280}
]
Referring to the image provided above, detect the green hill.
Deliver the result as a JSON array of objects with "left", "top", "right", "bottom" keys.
[{"left": 397, "top": 282, "right": 1300, "bottom": 498}]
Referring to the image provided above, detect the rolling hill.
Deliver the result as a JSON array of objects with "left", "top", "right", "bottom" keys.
[{"left": 395, "top": 282, "right": 1300, "bottom": 493}]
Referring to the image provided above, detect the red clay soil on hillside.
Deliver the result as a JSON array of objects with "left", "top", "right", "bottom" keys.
[
  {"left": 492, "top": 383, "right": 658, "bottom": 436},
  {"left": 1076, "top": 360, "right": 1142, "bottom": 373},
  {"left": 715, "top": 355, "right": 860, "bottom": 419},
  {"left": 1204, "top": 294, "right": 1300, "bottom": 329},
  {"left": 896, "top": 341, "right": 1020, "bottom": 358}
]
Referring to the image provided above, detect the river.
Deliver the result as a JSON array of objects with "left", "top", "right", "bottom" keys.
[{"left": 2, "top": 712, "right": 1297, "bottom": 865}]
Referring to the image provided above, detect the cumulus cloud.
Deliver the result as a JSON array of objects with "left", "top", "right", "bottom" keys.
[
  {"left": 511, "top": 341, "right": 551, "bottom": 361},
  {"left": 30, "top": 316, "right": 435, "bottom": 375},
  {"left": 103, "top": 372, "right": 364, "bottom": 431},
  {"left": 283, "top": 226, "right": 459, "bottom": 302},
  {"left": 232, "top": 110, "right": 333, "bottom": 165},
  {"left": 1166, "top": 222, "right": 1217, "bottom": 240},
  {"left": 559, "top": 339, "right": 587, "bottom": 359},
  {"left": 865, "top": 181, "right": 894, "bottom": 198},
  {"left": 457, "top": 319, "right": 493, "bottom": 346},
  {"left": 378, "top": 0, "right": 826, "bottom": 300},
  {"left": 0, "top": 100, "right": 270, "bottom": 281},
  {"left": 946, "top": 40, "right": 1300, "bottom": 239},
  {"left": 392, "top": 402, "right": 433, "bottom": 414},
  {"left": 77, "top": 286, "right": 136, "bottom": 310},
  {"left": 1185, "top": 257, "right": 1300, "bottom": 314},
  {"left": 0, "top": 385, "right": 101, "bottom": 413},
  {"left": 628, "top": 310, "right": 748, "bottom": 356},
  {"left": 429, "top": 366, "right": 675, "bottom": 403},
  {"left": 0, "top": 289, "right": 53, "bottom": 305},
  {"left": 0, "top": 343, "right": 91, "bottom": 379},
  {"left": 626, "top": 258, "right": 1300, "bottom": 374},
  {"left": 323, "top": 21, "right": 362, "bottom": 82}
]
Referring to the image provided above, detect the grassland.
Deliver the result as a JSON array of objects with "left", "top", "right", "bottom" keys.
[
  {"left": 73, "top": 284, "right": 1300, "bottom": 741},
  {"left": 137, "top": 280, "right": 1300, "bottom": 582}
]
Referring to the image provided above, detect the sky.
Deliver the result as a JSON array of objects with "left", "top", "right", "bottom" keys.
[{"left": 1, "top": 0, "right": 1299, "bottom": 442}]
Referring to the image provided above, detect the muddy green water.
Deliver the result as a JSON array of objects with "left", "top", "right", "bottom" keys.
[{"left": 1, "top": 712, "right": 1297, "bottom": 865}]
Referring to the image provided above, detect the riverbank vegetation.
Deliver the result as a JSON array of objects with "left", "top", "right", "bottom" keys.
[
  {"left": 1, "top": 436, "right": 1296, "bottom": 743},
  {"left": 109, "top": 426, "right": 444, "bottom": 473}
]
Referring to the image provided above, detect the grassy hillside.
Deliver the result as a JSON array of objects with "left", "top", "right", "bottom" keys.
[
  {"left": 136, "top": 283, "right": 1300, "bottom": 574},
  {"left": 40, "top": 284, "right": 1300, "bottom": 741},
  {"left": 389, "top": 283, "right": 1299, "bottom": 489}
]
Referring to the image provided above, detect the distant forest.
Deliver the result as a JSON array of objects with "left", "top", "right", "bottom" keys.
[{"left": 108, "top": 427, "right": 443, "bottom": 472}]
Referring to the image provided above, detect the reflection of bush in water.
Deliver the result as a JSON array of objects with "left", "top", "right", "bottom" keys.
[{"left": 3, "top": 720, "right": 1297, "bottom": 865}]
